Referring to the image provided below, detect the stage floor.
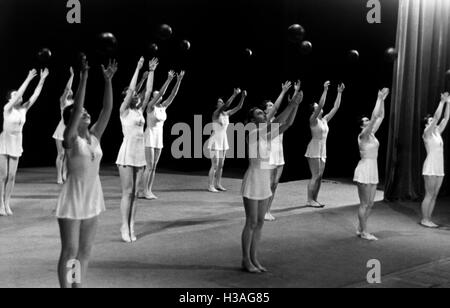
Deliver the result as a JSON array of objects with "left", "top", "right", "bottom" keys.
[{"left": 1, "top": 167, "right": 450, "bottom": 288}]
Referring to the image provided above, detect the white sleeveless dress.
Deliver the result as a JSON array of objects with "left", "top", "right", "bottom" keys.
[
  {"left": 241, "top": 126, "right": 275, "bottom": 200},
  {"left": 353, "top": 134, "right": 379, "bottom": 184},
  {"left": 305, "top": 118, "right": 329, "bottom": 161},
  {"left": 0, "top": 107, "right": 27, "bottom": 158},
  {"left": 145, "top": 106, "right": 167, "bottom": 149},
  {"left": 423, "top": 131, "right": 445, "bottom": 176},
  {"left": 55, "top": 135, "right": 105, "bottom": 220},
  {"left": 208, "top": 113, "right": 230, "bottom": 151},
  {"left": 116, "top": 109, "right": 147, "bottom": 167}
]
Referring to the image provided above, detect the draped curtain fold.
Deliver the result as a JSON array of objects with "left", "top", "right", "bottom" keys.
[{"left": 385, "top": 0, "right": 450, "bottom": 200}]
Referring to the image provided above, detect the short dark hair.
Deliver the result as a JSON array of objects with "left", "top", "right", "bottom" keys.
[
  {"left": 245, "top": 107, "right": 258, "bottom": 125},
  {"left": 5, "top": 90, "right": 16, "bottom": 102},
  {"left": 422, "top": 114, "right": 433, "bottom": 127},
  {"left": 63, "top": 105, "right": 75, "bottom": 126}
]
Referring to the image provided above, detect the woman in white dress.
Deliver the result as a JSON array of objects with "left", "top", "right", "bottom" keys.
[
  {"left": 354, "top": 88, "right": 389, "bottom": 241},
  {"left": 420, "top": 93, "right": 450, "bottom": 228},
  {"left": 142, "top": 70, "right": 185, "bottom": 200},
  {"left": 262, "top": 80, "right": 297, "bottom": 221},
  {"left": 207, "top": 88, "right": 246, "bottom": 192},
  {"left": 56, "top": 58, "right": 117, "bottom": 288},
  {"left": 117, "top": 57, "right": 158, "bottom": 243},
  {"left": 53, "top": 67, "right": 75, "bottom": 184},
  {"left": 241, "top": 87, "right": 303, "bottom": 273},
  {"left": 305, "top": 81, "right": 345, "bottom": 208},
  {"left": 0, "top": 68, "right": 49, "bottom": 217}
]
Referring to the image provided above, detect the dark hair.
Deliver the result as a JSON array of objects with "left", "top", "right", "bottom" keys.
[
  {"left": 357, "top": 115, "right": 368, "bottom": 127},
  {"left": 245, "top": 107, "right": 259, "bottom": 125},
  {"left": 422, "top": 114, "right": 433, "bottom": 127},
  {"left": 261, "top": 100, "right": 272, "bottom": 110},
  {"left": 63, "top": 105, "right": 75, "bottom": 126},
  {"left": 5, "top": 90, "right": 16, "bottom": 102}
]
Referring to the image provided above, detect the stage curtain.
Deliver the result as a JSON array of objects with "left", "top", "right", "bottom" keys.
[{"left": 385, "top": 0, "right": 450, "bottom": 200}]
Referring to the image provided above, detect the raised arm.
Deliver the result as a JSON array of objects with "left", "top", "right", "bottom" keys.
[
  {"left": 274, "top": 81, "right": 301, "bottom": 125},
  {"left": 63, "top": 60, "right": 89, "bottom": 149},
  {"left": 162, "top": 70, "right": 185, "bottom": 108},
  {"left": 310, "top": 81, "right": 330, "bottom": 123},
  {"left": 361, "top": 88, "right": 389, "bottom": 137},
  {"left": 60, "top": 67, "right": 74, "bottom": 109},
  {"left": 146, "top": 70, "right": 175, "bottom": 113},
  {"left": 141, "top": 58, "right": 159, "bottom": 111},
  {"left": 324, "top": 83, "right": 345, "bottom": 122},
  {"left": 227, "top": 90, "right": 247, "bottom": 116},
  {"left": 268, "top": 90, "right": 303, "bottom": 139},
  {"left": 91, "top": 59, "right": 118, "bottom": 140},
  {"left": 4, "top": 69, "right": 37, "bottom": 112},
  {"left": 223, "top": 88, "right": 240, "bottom": 111},
  {"left": 437, "top": 94, "right": 450, "bottom": 134},
  {"left": 120, "top": 56, "right": 144, "bottom": 115},
  {"left": 267, "top": 81, "right": 293, "bottom": 121},
  {"left": 23, "top": 68, "right": 49, "bottom": 110}
]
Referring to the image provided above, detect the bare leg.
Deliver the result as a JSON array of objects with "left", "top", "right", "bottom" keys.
[
  {"left": 313, "top": 159, "right": 326, "bottom": 204},
  {"left": 241, "top": 197, "right": 260, "bottom": 273},
  {"left": 265, "top": 166, "right": 284, "bottom": 221},
  {"left": 215, "top": 151, "right": 227, "bottom": 191},
  {"left": 55, "top": 140, "right": 65, "bottom": 184},
  {"left": 357, "top": 184, "right": 378, "bottom": 240},
  {"left": 73, "top": 217, "right": 98, "bottom": 288},
  {"left": 144, "top": 148, "right": 161, "bottom": 199},
  {"left": 421, "top": 176, "right": 436, "bottom": 226},
  {"left": 307, "top": 158, "right": 322, "bottom": 207},
  {"left": 118, "top": 166, "right": 134, "bottom": 243},
  {"left": 208, "top": 151, "right": 219, "bottom": 192},
  {"left": 251, "top": 199, "right": 270, "bottom": 272},
  {"left": 57, "top": 219, "right": 81, "bottom": 288},
  {"left": 0, "top": 155, "right": 7, "bottom": 216},
  {"left": 4, "top": 156, "right": 19, "bottom": 216},
  {"left": 130, "top": 167, "right": 143, "bottom": 242}
]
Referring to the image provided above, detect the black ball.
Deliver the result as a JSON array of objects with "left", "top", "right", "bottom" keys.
[
  {"left": 244, "top": 48, "right": 253, "bottom": 58},
  {"left": 180, "top": 40, "right": 191, "bottom": 51},
  {"left": 348, "top": 49, "right": 360, "bottom": 62},
  {"left": 37, "top": 48, "right": 52, "bottom": 63},
  {"left": 148, "top": 43, "right": 159, "bottom": 54},
  {"left": 98, "top": 32, "right": 118, "bottom": 54},
  {"left": 300, "top": 41, "right": 312, "bottom": 55},
  {"left": 158, "top": 24, "right": 173, "bottom": 40},
  {"left": 385, "top": 47, "right": 398, "bottom": 62},
  {"left": 288, "top": 24, "right": 306, "bottom": 43}
]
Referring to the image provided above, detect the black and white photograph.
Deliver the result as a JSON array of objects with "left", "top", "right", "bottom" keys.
[{"left": 0, "top": 0, "right": 450, "bottom": 292}]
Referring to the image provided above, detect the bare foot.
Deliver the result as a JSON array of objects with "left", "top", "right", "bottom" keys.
[
  {"left": 208, "top": 186, "right": 219, "bottom": 193},
  {"left": 216, "top": 185, "right": 227, "bottom": 192},
  {"left": 241, "top": 260, "right": 260, "bottom": 273},
  {"left": 143, "top": 192, "right": 158, "bottom": 200},
  {"left": 6, "top": 206, "right": 13, "bottom": 216},
  {"left": 251, "top": 259, "right": 268, "bottom": 272},
  {"left": 264, "top": 213, "right": 276, "bottom": 221},
  {"left": 420, "top": 220, "right": 439, "bottom": 229},
  {"left": 0, "top": 207, "right": 6, "bottom": 217},
  {"left": 121, "top": 226, "right": 131, "bottom": 243},
  {"left": 360, "top": 232, "right": 378, "bottom": 241}
]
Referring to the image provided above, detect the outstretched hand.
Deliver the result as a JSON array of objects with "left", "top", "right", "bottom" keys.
[
  {"left": 324, "top": 80, "right": 331, "bottom": 90},
  {"left": 81, "top": 56, "right": 90, "bottom": 74},
  {"left": 338, "top": 83, "right": 345, "bottom": 93},
  {"left": 27, "top": 69, "right": 38, "bottom": 80},
  {"left": 440, "top": 92, "right": 450, "bottom": 102},
  {"left": 168, "top": 70, "right": 176, "bottom": 78},
  {"left": 102, "top": 59, "right": 118, "bottom": 81},
  {"left": 281, "top": 81, "right": 292, "bottom": 93},
  {"left": 178, "top": 70, "right": 186, "bottom": 79},
  {"left": 294, "top": 80, "right": 301, "bottom": 92},
  {"left": 69, "top": 67, "right": 74, "bottom": 76},
  {"left": 378, "top": 88, "right": 389, "bottom": 100},
  {"left": 234, "top": 88, "right": 242, "bottom": 95},
  {"left": 40, "top": 68, "right": 49, "bottom": 79},
  {"left": 149, "top": 58, "right": 159, "bottom": 71}
]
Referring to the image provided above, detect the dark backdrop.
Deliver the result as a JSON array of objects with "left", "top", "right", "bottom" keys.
[{"left": 0, "top": 0, "right": 399, "bottom": 182}]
